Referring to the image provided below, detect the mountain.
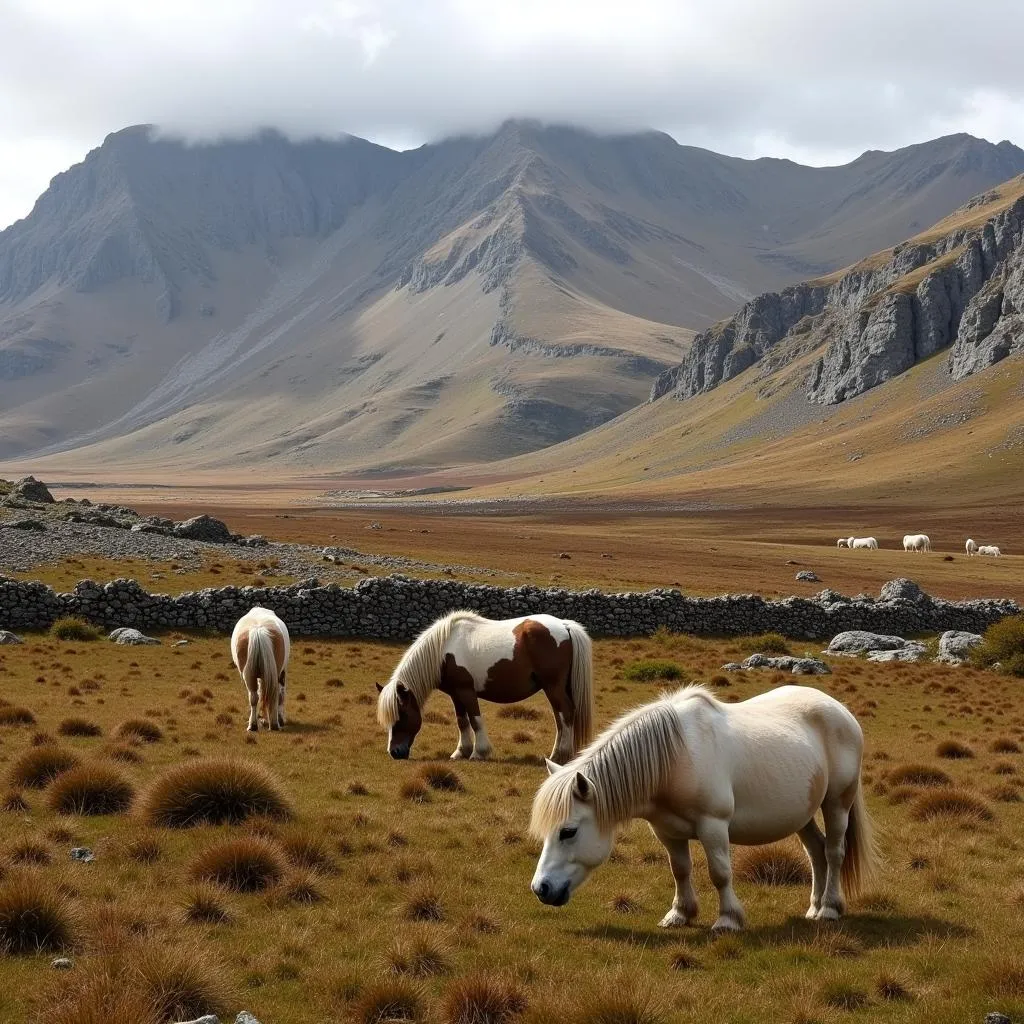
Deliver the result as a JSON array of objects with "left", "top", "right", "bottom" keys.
[{"left": 1, "top": 122, "right": 1022, "bottom": 476}]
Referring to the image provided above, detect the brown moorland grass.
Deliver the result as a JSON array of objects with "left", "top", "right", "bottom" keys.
[
  {"left": 47, "top": 763, "right": 135, "bottom": 816},
  {"left": 116, "top": 719, "right": 163, "bottom": 743},
  {"left": 911, "top": 789, "right": 995, "bottom": 822},
  {"left": 734, "top": 841, "right": 811, "bottom": 886},
  {"left": 885, "top": 763, "right": 953, "bottom": 787},
  {"left": 8, "top": 746, "right": 80, "bottom": 789},
  {"left": 440, "top": 972, "right": 527, "bottom": 1024},
  {"left": 0, "top": 706, "right": 36, "bottom": 727},
  {"left": 0, "top": 872, "right": 75, "bottom": 954},
  {"left": 936, "top": 739, "right": 975, "bottom": 759},
  {"left": 0, "top": 630, "right": 1020, "bottom": 1022},
  {"left": 57, "top": 717, "right": 103, "bottom": 738},
  {"left": 189, "top": 836, "right": 287, "bottom": 892},
  {"left": 355, "top": 977, "right": 427, "bottom": 1023}
]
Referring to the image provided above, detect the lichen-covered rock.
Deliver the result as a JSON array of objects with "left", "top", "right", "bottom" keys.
[
  {"left": 742, "top": 653, "right": 831, "bottom": 675},
  {"left": 936, "top": 630, "right": 983, "bottom": 665},
  {"left": 172, "top": 515, "right": 233, "bottom": 543},
  {"left": 827, "top": 631, "right": 915, "bottom": 655},
  {"left": 108, "top": 627, "right": 160, "bottom": 646},
  {"left": 795, "top": 570, "right": 821, "bottom": 582},
  {"left": 867, "top": 643, "right": 927, "bottom": 662},
  {"left": 879, "top": 578, "right": 925, "bottom": 603},
  {"left": 12, "top": 476, "right": 54, "bottom": 503}
]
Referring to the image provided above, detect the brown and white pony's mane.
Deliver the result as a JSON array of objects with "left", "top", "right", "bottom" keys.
[
  {"left": 376, "top": 610, "right": 486, "bottom": 727},
  {"left": 531, "top": 685, "right": 718, "bottom": 837}
]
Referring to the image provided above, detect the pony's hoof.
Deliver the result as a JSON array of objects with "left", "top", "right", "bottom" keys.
[
  {"left": 711, "top": 915, "right": 744, "bottom": 934},
  {"left": 450, "top": 750, "right": 468, "bottom": 760},
  {"left": 805, "top": 906, "right": 819, "bottom": 920},
  {"left": 658, "top": 909, "right": 694, "bottom": 928},
  {"left": 269, "top": 724, "right": 281, "bottom": 732},
  {"left": 247, "top": 725, "right": 258, "bottom": 733},
  {"left": 469, "top": 750, "right": 491, "bottom": 761},
  {"left": 815, "top": 906, "right": 841, "bottom": 922}
]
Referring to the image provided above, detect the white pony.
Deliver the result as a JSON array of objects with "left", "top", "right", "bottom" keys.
[
  {"left": 849, "top": 537, "right": 878, "bottom": 550},
  {"left": 978, "top": 545, "right": 1002, "bottom": 557},
  {"left": 531, "top": 684, "right": 877, "bottom": 932},
  {"left": 836, "top": 538, "right": 849, "bottom": 548},
  {"left": 903, "top": 534, "right": 931, "bottom": 552},
  {"left": 230, "top": 607, "right": 290, "bottom": 732}
]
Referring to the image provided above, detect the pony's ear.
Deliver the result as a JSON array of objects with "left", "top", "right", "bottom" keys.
[
  {"left": 573, "top": 772, "right": 592, "bottom": 802},
  {"left": 544, "top": 757, "right": 560, "bottom": 776},
  {"left": 375, "top": 683, "right": 384, "bottom": 694}
]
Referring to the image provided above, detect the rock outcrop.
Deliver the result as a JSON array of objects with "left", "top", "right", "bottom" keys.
[{"left": 12, "top": 476, "right": 55, "bottom": 503}]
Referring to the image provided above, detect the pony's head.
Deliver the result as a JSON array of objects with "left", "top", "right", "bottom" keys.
[
  {"left": 375, "top": 681, "right": 422, "bottom": 759},
  {"left": 529, "top": 758, "right": 613, "bottom": 907}
]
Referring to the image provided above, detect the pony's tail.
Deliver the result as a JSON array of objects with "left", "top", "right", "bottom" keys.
[
  {"left": 565, "top": 621, "right": 594, "bottom": 753},
  {"left": 841, "top": 778, "right": 880, "bottom": 901},
  {"left": 250, "top": 625, "right": 280, "bottom": 727}
]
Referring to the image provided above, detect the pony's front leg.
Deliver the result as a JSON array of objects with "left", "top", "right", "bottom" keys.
[
  {"left": 277, "top": 670, "right": 287, "bottom": 729},
  {"left": 656, "top": 836, "right": 699, "bottom": 927},
  {"left": 698, "top": 818, "right": 745, "bottom": 933},
  {"left": 817, "top": 800, "right": 850, "bottom": 921},
  {"left": 461, "top": 692, "right": 492, "bottom": 760},
  {"left": 449, "top": 695, "right": 474, "bottom": 760},
  {"left": 797, "top": 819, "right": 828, "bottom": 919},
  {"left": 549, "top": 710, "right": 574, "bottom": 765},
  {"left": 244, "top": 676, "right": 259, "bottom": 732}
]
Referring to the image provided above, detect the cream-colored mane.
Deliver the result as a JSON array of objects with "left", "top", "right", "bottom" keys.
[
  {"left": 376, "top": 611, "right": 485, "bottom": 726},
  {"left": 530, "top": 685, "right": 718, "bottom": 837}
]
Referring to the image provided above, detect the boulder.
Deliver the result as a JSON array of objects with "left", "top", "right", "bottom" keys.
[
  {"left": 70, "top": 847, "right": 95, "bottom": 862},
  {"left": 879, "top": 578, "right": 925, "bottom": 603},
  {"left": 936, "top": 630, "right": 983, "bottom": 665},
  {"left": 5, "top": 518, "right": 46, "bottom": 531},
  {"left": 740, "top": 653, "right": 831, "bottom": 675},
  {"left": 827, "top": 631, "right": 915, "bottom": 655},
  {"left": 0, "top": 631, "right": 23, "bottom": 644},
  {"left": 240, "top": 535, "right": 268, "bottom": 548},
  {"left": 236, "top": 1014, "right": 263, "bottom": 1024},
  {"left": 172, "top": 515, "right": 233, "bottom": 543},
  {"left": 795, "top": 570, "right": 820, "bottom": 582},
  {"left": 50, "top": 957, "right": 73, "bottom": 970},
  {"left": 867, "top": 644, "right": 927, "bottom": 663},
  {"left": 12, "top": 475, "right": 54, "bottom": 503},
  {"left": 108, "top": 627, "right": 161, "bottom": 646}
]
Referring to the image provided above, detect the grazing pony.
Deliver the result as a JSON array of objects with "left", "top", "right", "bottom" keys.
[
  {"left": 903, "top": 534, "right": 931, "bottom": 552},
  {"left": 230, "top": 607, "right": 290, "bottom": 732},
  {"left": 978, "top": 545, "right": 1002, "bottom": 557},
  {"left": 849, "top": 537, "right": 878, "bottom": 550},
  {"left": 530, "top": 684, "right": 877, "bottom": 932},
  {"left": 966, "top": 538, "right": 978, "bottom": 556},
  {"left": 836, "top": 538, "right": 848, "bottom": 548},
  {"left": 376, "top": 611, "right": 593, "bottom": 763}
]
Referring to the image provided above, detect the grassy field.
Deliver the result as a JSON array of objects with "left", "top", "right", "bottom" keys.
[{"left": 0, "top": 628, "right": 1021, "bottom": 1023}]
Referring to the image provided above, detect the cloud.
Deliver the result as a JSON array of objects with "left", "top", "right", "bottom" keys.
[{"left": 2, "top": 0, "right": 1024, "bottom": 227}]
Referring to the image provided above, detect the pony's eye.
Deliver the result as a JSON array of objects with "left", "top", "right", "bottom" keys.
[{"left": 558, "top": 826, "right": 578, "bottom": 842}]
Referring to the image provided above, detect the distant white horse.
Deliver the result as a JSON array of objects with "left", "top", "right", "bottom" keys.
[
  {"left": 836, "top": 538, "right": 849, "bottom": 548},
  {"left": 966, "top": 539, "right": 978, "bottom": 556},
  {"left": 849, "top": 537, "right": 878, "bottom": 550},
  {"left": 903, "top": 534, "right": 931, "bottom": 552},
  {"left": 978, "top": 545, "right": 1002, "bottom": 557},
  {"left": 530, "top": 685, "right": 877, "bottom": 932},
  {"left": 231, "top": 607, "right": 290, "bottom": 732}
]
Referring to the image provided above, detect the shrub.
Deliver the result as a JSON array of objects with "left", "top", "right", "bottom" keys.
[
  {"left": 972, "top": 615, "right": 1024, "bottom": 676},
  {"left": 886, "top": 763, "right": 952, "bottom": 787},
  {"left": 734, "top": 842, "right": 811, "bottom": 886},
  {"left": 48, "top": 763, "right": 135, "bottom": 816},
  {"left": 355, "top": 978, "right": 426, "bottom": 1023},
  {"left": 116, "top": 719, "right": 163, "bottom": 743},
  {"left": 49, "top": 618, "right": 100, "bottom": 642},
  {"left": 742, "top": 633, "right": 791, "bottom": 655},
  {"left": 182, "top": 885, "right": 232, "bottom": 925},
  {"left": 190, "top": 836, "right": 287, "bottom": 892},
  {"left": 0, "top": 871, "right": 75, "bottom": 954},
  {"left": 441, "top": 973, "right": 527, "bottom": 1024},
  {"left": 9, "top": 746, "right": 81, "bottom": 789},
  {"left": 280, "top": 828, "right": 339, "bottom": 874},
  {"left": 58, "top": 718, "right": 103, "bottom": 738},
  {"left": 623, "top": 660, "right": 683, "bottom": 682},
  {"left": 386, "top": 933, "right": 450, "bottom": 977},
  {"left": 418, "top": 765, "right": 465, "bottom": 792},
  {"left": 10, "top": 838, "right": 53, "bottom": 865},
  {"left": 0, "top": 706, "right": 36, "bottom": 727},
  {"left": 140, "top": 759, "right": 292, "bottom": 827},
  {"left": 911, "top": 789, "right": 995, "bottom": 822},
  {"left": 936, "top": 739, "right": 974, "bottom": 760}
]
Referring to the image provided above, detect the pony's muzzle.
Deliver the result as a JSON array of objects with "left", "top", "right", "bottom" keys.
[
  {"left": 389, "top": 744, "right": 410, "bottom": 760},
  {"left": 532, "top": 878, "right": 570, "bottom": 906}
]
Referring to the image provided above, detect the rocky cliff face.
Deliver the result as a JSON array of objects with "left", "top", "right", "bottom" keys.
[{"left": 652, "top": 178, "right": 1024, "bottom": 404}]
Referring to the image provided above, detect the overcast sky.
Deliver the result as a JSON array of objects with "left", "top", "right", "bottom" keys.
[{"left": 2, "top": 0, "right": 1024, "bottom": 229}]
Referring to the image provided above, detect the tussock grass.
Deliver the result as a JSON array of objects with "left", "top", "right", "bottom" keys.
[
  {"left": 821, "top": 980, "right": 870, "bottom": 1010},
  {"left": 106, "top": 744, "right": 144, "bottom": 764},
  {"left": 418, "top": 765, "right": 466, "bottom": 792},
  {"left": 0, "top": 871, "right": 75, "bottom": 954},
  {"left": 181, "top": 885, "right": 232, "bottom": 924},
  {"left": 734, "top": 842, "right": 811, "bottom": 886},
  {"left": 133, "top": 940, "right": 236, "bottom": 1021},
  {"left": 911, "top": 789, "right": 994, "bottom": 822},
  {"left": 990, "top": 736, "right": 1022, "bottom": 754},
  {"left": 280, "top": 871, "right": 325, "bottom": 904},
  {"left": 123, "top": 834, "right": 163, "bottom": 864},
  {"left": 355, "top": 978, "right": 426, "bottom": 1023},
  {"left": 404, "top": 886, "right": 445, "bottom": 922},
  {"left": 622, "top": 660, "right": 683, "bottom": 682},
  {"left": 875, "top": 972, "right": 913, "bottom": 1001},
  {"left": 1, "top": 790, "right": 29, "bottom": 812},
  {"left": 39, "top": 969, "right": 161, "bottom": 1024},
  {"left": 936, "top": 739, "right": 975, "bottom": 759},
  {"left": 280, "top": 827, "right": 339, "bottom": 874},
  {"left": 116, "top": 719, "right": 163, "bottom": 743},
  {"left": 386, "top": 933, "right": 451, "bottom": 977},
  {"left": 9, "top": 746, "right": 80, "bottom": 789},
  {"left": 48, "top": 763, "right": 135, "bottom": 815},
  {"left": 0, "top": 706, "right": 36, "bottom": 727},
  {"left": 400, "top": 778, "right": 430, "bottom": 803},
  {"left": 49, "top": 617, "right": 100, "bottom": 642},
  {"left": 58, "top": 717, "right": 103, "bottom": 737},
  {"left": 984, "top": 959, "right": 1024, "bottom": 996},
  {"left": 441, "top": 972, "right": 527, "bottom": 1024},
  {"left": 566, "top": 980, "right": 668, "bottom": 1024},
  {"left": 10, "top": 838, "right": 53, "bottom": 865},
  {"left": 886, "top": 762, "right": 952, "bottom": 787},
  {"left": 189, "top": 836, "right": 287, "bottom": 892},
  {"left": 140, "top": 758, "right": 292, "bottom": 827}
]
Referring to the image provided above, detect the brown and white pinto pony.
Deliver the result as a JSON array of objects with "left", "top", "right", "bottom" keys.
[
  {"left": 376, "top": 611, "right": 593, "bottom": 764},
  {"left": 231, "top": 607, "right": 290, "bottom": 732}
]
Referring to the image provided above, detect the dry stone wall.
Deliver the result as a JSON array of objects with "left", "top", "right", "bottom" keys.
[{"left": 0, "top": 576, "right": 1016, "bottom": 641}]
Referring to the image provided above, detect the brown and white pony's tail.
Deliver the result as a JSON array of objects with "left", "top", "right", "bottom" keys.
[
  {"left": 245, "top": 625, "right": 280, "bottom": 728},
  {"left": 841, "top": 779, "right": 880, "bottom": 901},
  {"left": 565, "top": 621, "right": 594, "bottom": 753}
]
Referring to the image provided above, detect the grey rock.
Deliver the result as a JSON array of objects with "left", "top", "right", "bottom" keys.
[
  {"left": 70, "top": 847, "right": 95, "bottom": 862},
  {"left": 795, "top": 570, "right": 820, "bottom": 582},
  {"left": 984, "top": 1014, "right": 1011, "bottom": 1024},
  {"left": 867, "top": 643, "right": 927, "bottom": 663},
  {"left": 741, "top": 653, "right": 831, "bottom": 675},
  {"left": 828, "top": 631, "right": 916, "bottom": 655},
  {"left": 936, "top": 630, "right": 983, "bottom": 665},
  {"left": 241, "top": 535, "right": 268, "bottom": 548},
  {"left": 879, "top": 578, "right": 925, "bottom": 603},
  {"left": 0, "top": 630, "right": 23, "bottom": 644},
  {"left": 12, "top": 476, "right": 55, "bottom": 503},
  {"left": 51, "top": 957, "right": 73, "bottom": 970},
  {"left": 721, "top": 662, "right": 744, "bottom": 671},
  {"left": 5, "top": 518, "right": 46, "bottom": 531},
  {"left": 173, "top": 1017, "right": 221, "bottom": 1024},
  {"left": 236, "top": 1013, "right": 263, "bottom": 1024},
  {"left": 109, "top": 627, "right": 160, "bottom": 646},
  {"left": 173, "top": 515, "right": 233, "bottom": 543}
]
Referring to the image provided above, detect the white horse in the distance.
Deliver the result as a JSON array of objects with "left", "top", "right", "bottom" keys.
[
  {"left": 530, "top": 684, "right": 877, "bottom": 932},
  {"left": 377, "top": 611, "right": 594, "bottom": 764},
  {"left": 978, "top": 545, "right": 1002, "bottom": 557},
  {"left": 836, "top": 538, "right": 849, "bottom": 548},
  {"left": 903, "top": 534, "right": 931, "bottom": 552},
  {"left": 848, "top": 537, "right": 878, "bottom": 550},
  {"left": 966, "top": 539, "right": 978, "bottom": 556},
  {"left": 230, "top": 607, "right": 290, "bottom": 732}
]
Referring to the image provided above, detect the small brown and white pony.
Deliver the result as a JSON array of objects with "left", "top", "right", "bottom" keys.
[
  {"left": 531, "top": 684, "right": 877, "bottom": 932},
  {"left": 231, "top": 607, "right": 290, "bottom": 732},
  {"left": 376, "top": 611, "right": 593, "bottom": 763}
]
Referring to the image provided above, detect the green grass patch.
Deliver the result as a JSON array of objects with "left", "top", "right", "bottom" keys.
[{"left": 622, "top": 660, "right": 684, "bottom": 682}]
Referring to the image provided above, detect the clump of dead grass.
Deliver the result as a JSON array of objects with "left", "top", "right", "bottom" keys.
[
  {"left": 935, "top": 739, "right": 974, "bottom": 759},
  {"left": 354, "top": 977, "right": 426, "bottom": 1023},
  {"left": 418, "top": 765, "right": 465, "bottom": 792},
  {"left": 0, "top": 706, "right": 36, "bottom": 727},
  {"left": 9, "top": 746, "right": 80, "bottom": 789},
  {"left": 385, "top": 933, "right": 451, "bottom": 977},
  {"left": 734, "top": 842, "right": 811, "bottom": 886},
  {"left": 48, "top": 763, "right": 135, "bottom": 816},
  {"left": 189, "top": 836, "right": 287, "bottom": 892},
  {"left": 0, "top": 871, "right": 75, "bottom": 954},
  {"left": 116, "top": 719, "right": 163, "bottom": 743},
  {"left": 441, "top": 973, "right": 527, "bottom": 1024},
  {"left": 911, "top": 789, "right": 994, "bottom": 822},
  {"left": 57, "top": 717, "right": 103, "bottom": 738},
  {"left": 885, "top": 763, "right": 952, "bottom": 787}
]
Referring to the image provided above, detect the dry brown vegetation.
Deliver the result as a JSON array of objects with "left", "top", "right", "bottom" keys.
[{"left": 0, "top": 624, "right": 1021, "bottom": 1023}]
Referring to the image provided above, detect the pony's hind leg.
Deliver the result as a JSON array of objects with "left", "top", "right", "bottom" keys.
[
  {"left": 542, "top": 681, "right": 574, "bottom": 764},
  {"left": 817, "top": 799, "right": 850, "bottom": 920},
  {"left": 654, "top": 833, "right": 699, "bottom": 928},
  {"left": 797, "top": 819, "right": 828, "bottom": 919},
  {"left": 698, "top": 818, "right": 745, "bottom": 933},
  {"left": 242, "top": 671, "right": 259, "bottom": 732},
  {"left": 277, "top": 669, "right": 287, "bottom": 728}
]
